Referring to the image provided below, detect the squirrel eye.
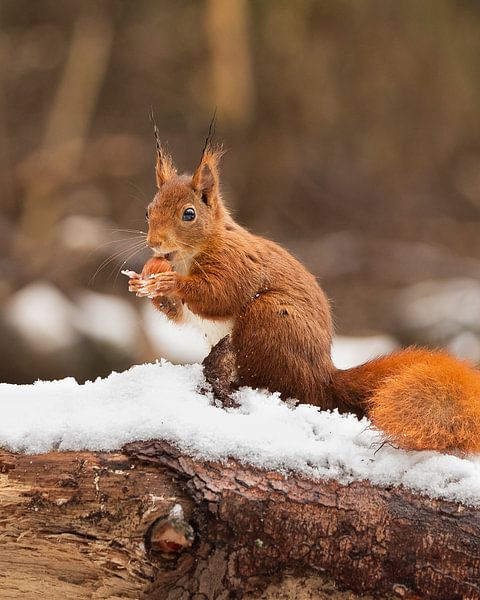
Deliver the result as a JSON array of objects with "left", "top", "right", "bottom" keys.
[
  {"left": 145, "top": 209, "right": 149, "bottom": 220},
  {"left": 182, "top": 207, "right": 196, "bottom": 222}
]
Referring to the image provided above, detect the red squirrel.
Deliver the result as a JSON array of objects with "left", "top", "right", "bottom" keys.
[{"left": 126, "top": 137, "right": 480, "bottom": 454}]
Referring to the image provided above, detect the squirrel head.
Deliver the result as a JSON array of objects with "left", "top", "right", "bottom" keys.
[{"left": 146, "top": 142, "right": 225, "bottom": 261}]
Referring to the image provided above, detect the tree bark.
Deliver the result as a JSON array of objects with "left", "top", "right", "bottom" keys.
[
  {"left": 1, "top": 441, "right": 479, "bottom": 599},
  {"left": 0, "top": 448, "right": 193, "bottom": 599}
]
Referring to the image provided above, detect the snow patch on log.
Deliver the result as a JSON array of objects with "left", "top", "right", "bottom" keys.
[{"left": 1, "top": 361, "right": 480, "bottom": 505}]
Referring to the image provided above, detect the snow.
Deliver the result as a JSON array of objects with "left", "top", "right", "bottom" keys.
[
  {"left": 1, "top": 360, "right": 480, "bottom": 506},
  {"left": 75, "top": 290, "right": 139, "bottom": 350},
  {"left": 169, "top": 503, "right": 184, "bottom": 520},
  {"left": 332, "top": 334, "right": 398, "bottom": 369},
  {"left": 448, "top": 331, "right": 480, "bottom": 362},
  {"left": 397, "top": 278, "right": 480, "bottom": 361},
  {"left": 5, "top": 282, "right": 79, "bottom": 352},
  {"left": 141, "top": 303, "right": 210, "bottom": 364},
  {"left": 398, "top": 278, "right": 480, "bottom": 335},
  {"left": 5, "top": 282, "right": 142, "bottom": 355}
]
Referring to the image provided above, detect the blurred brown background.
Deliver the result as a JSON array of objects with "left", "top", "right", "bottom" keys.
[{"left": 2, "top": 0, "right": 480, "bottom": 384}]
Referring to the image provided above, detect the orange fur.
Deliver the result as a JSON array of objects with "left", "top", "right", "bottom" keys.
[
  {"left": 366, "top": 351, "right": 480, "bottom": 452},
  {"left": 130, "top": 138, "right": 480, "bottom": 454},
  {"left": 141, "top": 257, "right": 172, "bottom": 277},
  {"left": 332, "top": 349, "right": 480, "bottom": 452},
  {"left": 139, "top": 257, "right": 182, "bottom": 321}
]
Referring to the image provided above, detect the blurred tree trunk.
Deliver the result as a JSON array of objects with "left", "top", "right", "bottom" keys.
[
  {"left": 204, "top": 0, "right": 254, "bottom": 128},
  {"left": 15, "top": 6, "right": 114, "bottom": 276}
]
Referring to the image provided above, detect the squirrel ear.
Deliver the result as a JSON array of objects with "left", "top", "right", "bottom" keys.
[
  {"left": 192, "top": 146, "right": 223, "bottom": 204},
  {"left": 155, "top": 147, "right": 176, "bottom": 188},
  {"left": 192, "top": 161, "right": 216, "bottom": 203},
  {"left": 150, "top": 113, "right": 176, "bottom": 187}
]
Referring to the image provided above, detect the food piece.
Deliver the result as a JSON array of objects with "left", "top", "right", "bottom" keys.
[
  {"left": 122, "top": 257, "right": 173, "bottom": 298},
  {"left": 141, "top": 257, "right": 172, "bottom": 278}
]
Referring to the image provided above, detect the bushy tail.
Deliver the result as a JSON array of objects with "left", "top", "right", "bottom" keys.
[{"left": 331, "top": 349, "right": 480, "bottom": 453}]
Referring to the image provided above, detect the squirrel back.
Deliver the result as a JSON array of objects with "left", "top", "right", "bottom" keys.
[{"left": 134, "top": 134, "right": 480, "bottom": 455}]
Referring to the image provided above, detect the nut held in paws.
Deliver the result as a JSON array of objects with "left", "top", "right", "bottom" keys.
[{"left": 141, "top": 257, "right": 172, "bottom": 278}]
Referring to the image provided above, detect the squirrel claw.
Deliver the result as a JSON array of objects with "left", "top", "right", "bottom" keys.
[
  {"left": 121, "top": 269, "right": 140, "bottom": 279},
  {"left": 143, "top": 272, "right": 179, "bottom": 296},
  {"left": 129, "top": 272, "right": 179, "bottom": 298}
]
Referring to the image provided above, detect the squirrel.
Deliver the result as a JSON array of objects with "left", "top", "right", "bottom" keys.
[{"left": 126, "top": 135, "right": 480, "bottom": 455}]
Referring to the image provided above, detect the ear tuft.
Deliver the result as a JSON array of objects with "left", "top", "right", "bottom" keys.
[
  {"left": 150, "top": 112, "right": 177, "bottom": 187},
  {"left": 155, "top": 147, "right": 177, "bottom": 187},
  {"left": 192, "top": 144, "right": 224, "bottom": 203}
]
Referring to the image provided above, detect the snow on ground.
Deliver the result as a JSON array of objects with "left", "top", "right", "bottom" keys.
[{"left": 1, "top": 360, "right": 480, "bottom": 506}]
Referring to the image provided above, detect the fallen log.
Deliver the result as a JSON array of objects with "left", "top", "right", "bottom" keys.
[
  {"left": 0, "top": 448, "right": 193, "bottom": 598},
  {"left": 1, "top": 440, "right": 479, "bottom": 600}
]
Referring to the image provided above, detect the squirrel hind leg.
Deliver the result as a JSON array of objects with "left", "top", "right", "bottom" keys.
[
  {"left": 231, "top": 292, "right": 333, "bottom": 406},
  {"left": 202, "top": 335, "right": 240, "bottom": 408},
  {"left": 368, "top": 352, "right": 480, "bottom": 453}
]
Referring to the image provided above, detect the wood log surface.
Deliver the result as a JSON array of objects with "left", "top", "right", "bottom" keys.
[{"left": 1, "top": 439, "right": 479, "bottom": 600}]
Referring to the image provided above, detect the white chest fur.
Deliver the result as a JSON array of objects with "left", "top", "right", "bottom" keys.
[
  {"left": 182, "top": 304, "right": 234, "bottom": 346},
  {"left": 171, "top": 254, "right": 234, "bottom": 347},
  {"left": 170, "top": 255, "right": 233, "bottom": 347},
  {"left": 181, "top": 304, "right": 234, "bottom": 348}
]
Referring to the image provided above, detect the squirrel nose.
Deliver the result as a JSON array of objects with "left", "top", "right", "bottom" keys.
[{"left": 147, "top": 236, "right": 163, "bottom": 249}]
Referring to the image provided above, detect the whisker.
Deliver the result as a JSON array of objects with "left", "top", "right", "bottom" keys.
[
  {"left": 127, "top": 180, "right": 149, "bottom": 204},
  {"left": 179, "top": 240, "right": 199, "bottom": 252},
  {"left": 92, "top": 235, "right": 147, "bottom": 252},
  {"left": 192, "top": 257, "right": 208, "bottom": 279},
  {"left": 85, "top": 234, "right": 146, "bottom": 264},
  {"left": 113, "top": 243, "right": 149, "bottom": 284},
  {"left": 181, "top": 253, "right": 188, "bottom": 277},
  {"left": 178, "top": 241, "right": 209, "bottom": 279},
  {"left": 90, "top": 240, "right": 148, "bottom": 285},
  {"left": 92, "top": 247, "right": 145, "bottom": 285},
  {"left": 107, "top": 241, "right": 149, "bottom": 282},
  {"left": 106, "top": 228, "right": 147, "bottom": 235}
]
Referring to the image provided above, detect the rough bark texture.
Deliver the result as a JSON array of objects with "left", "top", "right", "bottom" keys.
[
  {"left": 126, "top": 440, "right": 480, "bottom": 600},
  {"left": 1, "top": 441, "right": 479, "bottom": 599},
  {"left": 0, "top": 448, "right": 193, "bottom": 599}
]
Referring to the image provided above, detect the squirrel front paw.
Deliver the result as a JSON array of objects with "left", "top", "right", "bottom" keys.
[
  {"left": 135, "top": 271, "right": 181, "bottom": 298},
  {"left": 126, "top": 272, "right": 143, "bottom": 295}
]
